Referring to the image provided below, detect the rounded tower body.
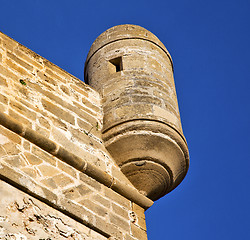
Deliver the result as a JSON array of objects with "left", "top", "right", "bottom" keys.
[{"left": 85, "top": 25, "right": 189, "bottom": 201}]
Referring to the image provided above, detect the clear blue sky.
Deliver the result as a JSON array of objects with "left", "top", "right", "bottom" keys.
[{"left": 1, "top": 0, "right": 250, "bottom": 239}]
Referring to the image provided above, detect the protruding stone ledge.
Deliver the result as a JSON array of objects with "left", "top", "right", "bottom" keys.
[
  {"left": 0, "top": 111, "right": 153, "bottom": 209},
  {"left": 103, "top": 120, "right": 189, "bottom": 200}
]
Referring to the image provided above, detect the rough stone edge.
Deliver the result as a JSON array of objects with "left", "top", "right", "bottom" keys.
[
  {"left": 0, "top": 111, "right": 154, "bottom": 209},
  {"left": 0, "top": 30, "right": 95, "bottom": 94},
  {"left": 84, "top": 24, "right": 174, "bottom": 76},
  {"left": 0, "top": 164, "right": 110, "bottom": 238},
  {"left": 0, "top": 180, "right": 108, "bottom": 240}
]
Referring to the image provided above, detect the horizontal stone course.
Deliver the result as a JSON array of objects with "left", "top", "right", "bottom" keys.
[
  {"left": 79, "top": 199, "right": 108, "bottom": 217},
  {"left": 10, "top": 99, "right": 37, "bottom": 120},
  {"left": 42, "top": 99, "right": 75, "bottom": 124},
  {"left": 0, "top": 75, "right": 8, "bottom": 86},
  {"left": 109, "top": 213, "right": 130, "bottom": 232},
  {"left": 57, "top": 160, "right": 78, "bottom": 179},
  {"left": 0, "top": 128, "right": 145, "bottom": 239},
  {"left": 0, "top": 125, "right": 21, "bottom": 144},
  {"left": 1, "top": 34, "right": 18, "bottom": 51},
  {"left": 52, "top": 173, "right": 75, "bottom": 188},
  {"left": 8, "top": 109, "right": 33, "bottom": 128},
  {"left": 0, "top": 63, "right": 19, "bottom": 80},
  {"left": 21, "top": 166, "right": 39, "bottom": 178},
  {"left": 0, "top": 34, "right": 106, "bottom": 174},
  {"left": 95, "top": 216, "right": 123, "bottom": 239},
  {"left": 112, "top": 203, "right": 129, "bottom": 220},
  {"left": 79, "top": 172, "right": 102, "bottom": 192},
  {"left": 7, "top": 51, "right": 33, "bottom": 72},
  {"left": 45, "top": 68, "right": 66, "bottom": 83},
  {"left": 14, "top": 48, "right": 44, "bottom": 70},
  {"left": 31, "top": 145, "right": 56, "bottom": 166},
  {"left": 63, "top": 186, "right": 82, "bottom": 199},
  {"left": 0, "top": 102, "right": 7, "bottom": 112},
  {"left": 5, "top": 58, "right": 33, "bottom": 77},
  {"left": 93, "top": 194, "right": 111, "bottom": 208},
  {"left": 131, "top": 224, "right": 147, "bottom": 240},
  {"left": 36, "top": 164, "right": 60, "bottom": 177},
  {"left": 0, "top": 28, "right": 157, "bottom": 239},
  {"left": 24, "top": 152, "right": 43, "bottom": 165},
  {"left": 0, "top": 93, "right": 8, "bottom": 105},
  {"left": 104, "top": 187, "right": 131, "bottom": 209}
]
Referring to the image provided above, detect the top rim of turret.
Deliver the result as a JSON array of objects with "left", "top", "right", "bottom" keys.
[{"left": 85, "top": 24, "right": 173, "bottom": 65}]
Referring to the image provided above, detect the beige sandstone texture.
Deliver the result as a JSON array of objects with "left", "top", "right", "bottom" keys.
[
  {"left": 0, "top": 24, "right": 189, "bottom": 239},
  {"left": 85, "top": 24, "right": 189, "bottom": 201},
  {"left": 0, "top": 180, "right": 107, "bottom": 240}
]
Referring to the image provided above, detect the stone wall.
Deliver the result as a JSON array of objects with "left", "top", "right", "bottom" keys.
[
  {"left": 0, "top": 31, "right": 150, "bottom": 240},
  {"left": 0, "top": 31, "right": 124, "bottom": 179},
  {"left": 0, "top": 180, "right": 107, "bottom": 240}
]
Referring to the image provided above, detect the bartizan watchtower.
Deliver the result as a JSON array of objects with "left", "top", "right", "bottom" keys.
[
  {"left": 0, "top": 24, "right": 189, "bottom": 239},
  {"left": 85, "top": 25, "right": 189, "bottom": 201}
]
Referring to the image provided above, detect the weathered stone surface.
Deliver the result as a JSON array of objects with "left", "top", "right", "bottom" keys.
[
  {"left": 42, "top": 99, "right": 75, "bottom": 124},
  {"left": 8, "top": 108, "right": 33, "bottom": 128},
  {"left": 21, "top": 166, "right": 39, "bottom": 178},
  {"left": 109, "top": 213, "right": 130, "bottom": 232},
  {"left": 57, "top": 160, "right": 78, "bottom": 178},
  {"left": 131, "top": 224, "right": 148, "bottom": 240},
  {"left": 36, "top": 164, "right": 60, "bottom": 177},
  {"left": 2, "top": 142, "right": 20, "bottom": 155},
  {"left": 132, "top": 203, "right": 147, "bottom": 230},
  {"left": 93, "top": 194, "right": 111, "bottom": 208},
  {"left": 5, "top": 58, "right": 33, "bottom": 77},
  {"left": 7, "top": 51, "right": 33, "bottom": 71},
  {"left": 86, "top": 24, "right": 189, "bottom": 201},
  {"left": 0, "top": 180, "right": 107, "bottom": 240},
  {"left": 0, "top": 31, "right": 128, "bottom": 201},
  {"left": 112, "top": 203, "right": 128, "bottom": 220},
  {"left": 0, "top": 125, "right": 21, "bottom": 144},
  {"left": 79, "top": 199, "right": 108, "bottom": 217},
  {"left": 79, "top": 173, "right": 102, "bottom": 192},
  {"left": 104, "top": 187, "right": 131, "bottom": 209},
  {"left": 5, "top": 155, "right": 27, "bottom": 168},
  {"left": 0, "top": 24, "right": 190, "bottom": 240},
  {"left": 31, "top": 145, "right": 56, "bottom": 166},
  {"left": 24, "top": 152, "right": 43, "bottom": 165},
  {"left": 0, "top": 75, "right": 8, "bottom": 86},
  {"left": 52, "top": 173, "right": 74, "bottom": 188}
]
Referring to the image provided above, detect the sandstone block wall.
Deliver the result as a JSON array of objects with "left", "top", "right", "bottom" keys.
[
  {"left": 0, "top": 31, "right": 122, "bottom": 178},
  {"left": 0, "top": 31, "right": 150, "bottom": 240},
  {"left": 0, "top": 180, "right": 107, "bottom": 240}
]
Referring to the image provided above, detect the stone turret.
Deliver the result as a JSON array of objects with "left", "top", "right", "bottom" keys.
[{"left": 84, "top": 24, "right": 189, "bottom": 201}]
